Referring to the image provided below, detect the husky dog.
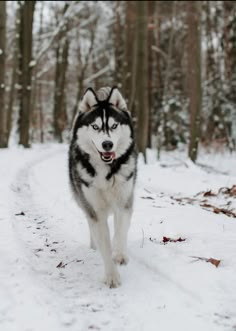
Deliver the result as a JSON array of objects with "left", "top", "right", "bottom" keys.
[{"left": 69, "top": 87, "right": 137, "bottom": 288}]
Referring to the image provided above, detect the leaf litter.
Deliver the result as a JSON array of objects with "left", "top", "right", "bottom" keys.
[{"left": 170, "top": 185, "right": 236, "bottom": 218}]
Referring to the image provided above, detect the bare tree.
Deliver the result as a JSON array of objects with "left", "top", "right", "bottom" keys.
[
  {"left": 187, "top": 1, "right": 202, "bottom": 162},
  {"left": 113, "top": 1, "right": 124, "bottom": 88},
  {"left": 73, "top": 20, "right": 97, "bottom": 118},
  {"left": 53, "top": 3, "right": 70, "bottom": 143},
  {"left": 18, "top": 1, "right": 36, "bottom": 147},
  {"left": 5, "top": 7, "right": 20, "bottom": 146},
  {"left": 0, "top": 1, "right": 6, "bottom": 148},
  {"left": 37, "top": 1, "right": 44, "bottom": 143},
  {"left": 124, "top": 1, "right": 137, "bottom": 111},
  {"left": 135, "top": 1, "right": 149, "bottom": 160}
]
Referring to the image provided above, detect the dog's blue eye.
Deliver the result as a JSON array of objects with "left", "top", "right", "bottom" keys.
[
  {"left": 92, "top": 124, "right": 99, "bottom": 130},
  {"left": 111, "top": 124, "right": 118, "bottom": 130}
]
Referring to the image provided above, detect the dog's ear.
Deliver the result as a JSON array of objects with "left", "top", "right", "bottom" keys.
[
  {"left": 79, "top": 88, "right": 98, "bottom": 112},
  {"left": 108, "top": 87, "right": 127, "bottom": 110}
]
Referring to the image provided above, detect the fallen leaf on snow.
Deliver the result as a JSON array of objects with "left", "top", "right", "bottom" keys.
[
  {"left": 200, "top": 203, "right": 214, "bottom": 209},
  {"left": 149, "top": 236, "right": 186, "bottom": 244},
  {"left": 207, "top": 258, "right": 221, "bottom": 267},
  {"left": 190, "top": 256, "right": 221, "bottom": 267},
  {"left": 219, "top": 185, "right": 236, "bottom": 197},
  {"left": 213, "top": 207, "right": 236, "bottom": 217},
  {"left": 203, "top": 190, "right": 217, "bottom": 197},
  {"left": 162, "top": 236, "right": 186, "bottom": 244},
  {"left": 230, "top": 185, "right": 236, "bottom": 196},
  {"left": 200, "top": 203, "right": 236, "bottom": 218}
]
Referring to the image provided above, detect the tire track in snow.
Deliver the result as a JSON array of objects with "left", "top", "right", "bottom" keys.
[{"left": 5, "top": 147, "right": 72, "bottom": 331}]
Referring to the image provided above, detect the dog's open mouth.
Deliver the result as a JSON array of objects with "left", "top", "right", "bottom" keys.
[{"left": 100, "top": 151, "right": 115, "bottom": 163}]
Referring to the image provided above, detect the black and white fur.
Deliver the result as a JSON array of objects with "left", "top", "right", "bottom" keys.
[{"left": 69, "top": 87, "right": 137, "bottom": 288}]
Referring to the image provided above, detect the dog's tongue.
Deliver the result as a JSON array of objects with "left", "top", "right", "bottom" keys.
[
  {"left": 101, "top": 151, "right": 115, "bottom": 162},
  {"left": 102, "top": 152, "right": 115, "bottom": 158}
]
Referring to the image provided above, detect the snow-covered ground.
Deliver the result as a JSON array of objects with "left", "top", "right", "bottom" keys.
[{"left": 0, "top": 144, "right": 236, "bottom": 331}]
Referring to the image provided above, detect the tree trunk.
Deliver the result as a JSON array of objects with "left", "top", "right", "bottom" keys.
[
  {"left": 38, "top": 1, "right": 44, "bottom": 143},
  {"left": 6, "top": 8, "right": 20, "bottom": 146},
  {"left": 113, "top": 1, "right": 124, "bottom": 88},
  {"left": 161, "top": 1, "right": 176, "bottom": 151},
  {"left": 204, "top": 1, "right": 216, "bottom": 142},
  {"left": 135, "top": 1, "right": 149, "bottom": 160},
  {"left": 125, "top": 1, "right": 136, "bottom": 111},
  {"left": 53, "top": 7, "right": 69, "bottom": 143},
  {"left": 187, "top": 1, "right": 202, "bottom": 162},
  {"left": 18, "top": 1, "right": 36, "bottom": 147},
  {"left": 222, "top": 1, "right": 236, "bottom": 150},
  {"left": 0, "top": 1, "right": 6, "bottom": 148},
  {"left": 147, "top": 1, "right": 156, "bottom": 148}
]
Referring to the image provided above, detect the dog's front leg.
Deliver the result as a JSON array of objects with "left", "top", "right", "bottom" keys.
[
  {"left": 89, "top": 215, "right": 121, "bottom": 288},
  {"left": 88, "top": 224, "right": 96, "bottom": 250},
  {"left": 113, "top": 207, "right": 132, "bottom": 265}
]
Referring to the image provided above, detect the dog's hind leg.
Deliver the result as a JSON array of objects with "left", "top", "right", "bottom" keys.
[
  {"left": 112, "top": 207, "right": 132, "bottom": 265},
  {"left": 88, "top": 215, "right": 121, "bottom": 288}
]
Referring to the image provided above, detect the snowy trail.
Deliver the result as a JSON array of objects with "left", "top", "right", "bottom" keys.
[{"left": 1, "top": 145, "right": 236, "bottom": 331}]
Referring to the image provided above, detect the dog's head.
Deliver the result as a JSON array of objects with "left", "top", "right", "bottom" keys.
[{"left": 72, "top": 87, "right": 134, "bottom": 164}]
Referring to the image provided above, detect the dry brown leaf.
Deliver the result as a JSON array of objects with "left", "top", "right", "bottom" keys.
[
  {"left": 203, "top": 190, "right": 217, "bottom": 197},
  {"left": 219, "top": 185, "right": 236, "bottom": 197},
  {"left": 213, "top": 207, "right": 221, "bottom": 214},
  {"left": 200, "top": 203, "right": 236, "bottom": 218},
  {"left": 170, "top": 186, "right": 236, "bottom": 218},
  {"left": 162, "top": 236, "right": 186, "bottom": 244},
  {"left": 201, "top": 203, "right": 214, "bottom": 209},
  {"left": 214, "top": 207, "right": 236, "bottom": 218},
  {"left": 207, "top": 258, "right": 221, "bottom": 268},
  {"left": 190, "top": 256, "right": 221, "bottom": 267},
  {"left": 230, "top": 185, "right": 236, "bottom": 196}
]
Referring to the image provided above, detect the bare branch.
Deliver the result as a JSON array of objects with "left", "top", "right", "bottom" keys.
[
  {"left": 151, "top": 45, "right": 168, "bottom": 62},
  {"left": 83, "top": 64, "right": 111, "bottom": 85},
  {"left": 34, "top": 1, "right": 77, "bottom": 66}
]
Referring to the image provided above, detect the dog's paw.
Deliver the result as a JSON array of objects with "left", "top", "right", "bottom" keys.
[
  {"left": 113, "top": 252, "right": 129, "bottom": 265},
  {"left": 104, "top": 270, "right": 121, "bottom": 288}
]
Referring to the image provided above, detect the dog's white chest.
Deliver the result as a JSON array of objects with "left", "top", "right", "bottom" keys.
[{"left": 81, "top": 160, "right": 134, "bottom": 212}]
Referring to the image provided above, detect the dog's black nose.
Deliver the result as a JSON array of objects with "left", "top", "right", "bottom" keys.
[{"left": 102, "top": 140, "right": 113, "bottom": 151}]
